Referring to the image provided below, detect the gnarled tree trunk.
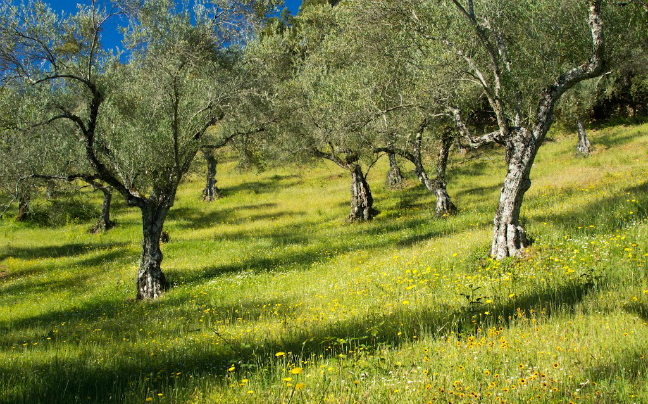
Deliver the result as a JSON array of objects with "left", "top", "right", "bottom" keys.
[
  {"left": 412, "top": 123, "right": 435, "bottom": 192},
  {"left": 385, "top": 152, "right": 404, "bottom": 189},
  {"left": 576, "top": 119, "right": 591, "bottom": 157},
  {"left": 16, "top": 194, "right": 30, "bottom": 222},
  {"left": 137, "top": 203, "right": 169, "bottom": 300},
  {"left": 202, "top": 149, "right": 221, "bottom": 201},
  {"left": 435, "top": 129, "right": 457, "bottom": 217},
  {"left": 489, "top": 0, "right": 605, "bottom": 259},
  {"left": 349, "top": 164, "right": 374, "bottom": 222},
  {"left": 491, "top": 129, "right": 536, "bottom": 259},
  {"left": 91, "top": 187, "right": 115, "bottom": 233}
]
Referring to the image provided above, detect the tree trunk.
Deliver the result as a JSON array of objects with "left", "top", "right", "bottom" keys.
[
  {"left": 412, "top": 124, "right": 436, "bottom": 193},
  {"left": 413, "top": 161, "right": 435, "bottom": 192},
  {"left": 385, "top": 152, "right": 404, "bottom": 189},
  {"left": 91, "top": 187, "right": 115, "bottom": 233},
  {"left": 16, "top": 194, "right": 30, "bottom": 222},
  {"left": 491, "top": 129, "right": 536, "bottom": 259},
  {"left": 489, "top": 0, "right": 604, "bottom": 259},
  {"left": 202, "top": 149, "right": 221, "bottom": 201},
  {"left": 435, "top": 130, "right": 457, "bottom": 217},
  {"left": 137, "top": 203, "right": 169, "bottom": 300},
  {"left": 349, "top": 164, "right": 374, "bottom": 222},
  {"left": 576, "top": 119, "right": 591, "bottom": 157}
]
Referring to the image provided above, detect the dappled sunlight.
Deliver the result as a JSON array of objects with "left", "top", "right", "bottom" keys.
[{"left": 1, "top": 124, "right": 648, "bottom": 403}]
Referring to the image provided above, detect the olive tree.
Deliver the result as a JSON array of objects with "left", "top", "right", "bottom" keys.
[
  {"left": 365, "top": 0, "right": 615, "bottom": 258},
  {"left": 258, "top": 2, "right": 390, "bottom": 221},
  {"left": 0, "top": 0, "right": 280, "bottom": 299}
]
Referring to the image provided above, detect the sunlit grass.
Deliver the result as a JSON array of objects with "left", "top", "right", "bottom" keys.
[{"left": 1, "top": 123, "right": 647, "bottom": 403}]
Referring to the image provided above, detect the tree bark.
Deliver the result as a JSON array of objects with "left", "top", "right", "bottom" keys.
[
  {"left": 137, "top": 203, "right": 169, "bottom": 300},
  {"left": 202, "top": 149, "right": 221, "bottom": 201},
  {"left": 488, "top": 0, "right": 605, "bottom": 259},
  {"left": 435, "top": 129, "right": 457, "bottom": 217},
  {"left": 412, "top": 123, "right": 436, "bottom": 192},
  {"left": 349, "top": 164, "right": 375, "bottom": 222},
  {"left": 576, "top": 119, "right": 591, "bottom": 157},
  {"left": 385, "top": 152, "right": 404, "bottom": 189},
  {"left": 91, "top": 187, "right": 115, "bottom": 233},
  {"left": 491, "top": 129, "right": 536, "bottom": 259},
  {"left": 16, "top": 194, "right": 30, "bottom": 222}
]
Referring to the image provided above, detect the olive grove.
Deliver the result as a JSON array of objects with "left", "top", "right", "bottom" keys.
[{"left": 0, "top": 0, "right": 281, "bottom": 299}]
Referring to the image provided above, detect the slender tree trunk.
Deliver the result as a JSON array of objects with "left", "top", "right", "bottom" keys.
[
  {"left": 491, "top": 129, "right": 537, "bottom": 259},
  {"left": 16, "top": 194, "right": 30, "bottom": 222},
  {"left": 137, "top": 203, "right": 169, "bottom": 300},
  {"left": 412, "top": 124, "right": 436, "bottom": 192},
  {"left": 202, "top": 149, "right": 221, "bottom": 201},
  {"left": 91, "top": 187, "right": 115, "bottom": 233},
  {"left": 349, "top": 164, "right": 374, "bottom": 222},
  {"left": 576, "top": 119, "right": 591, "bottom": 157},
  {"left": 413, "top": 161, "right": 435, "bottom": 192},
  {"left": 385, "top": 152, "right": 404, "bottom": 189},
  {"left": 435, "top": 130, "right": 457, "bottom": 217}
]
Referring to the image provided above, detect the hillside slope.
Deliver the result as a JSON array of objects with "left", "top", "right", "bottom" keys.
[{"left": 1, "top": 123, "right": 647, "bottom": 403}]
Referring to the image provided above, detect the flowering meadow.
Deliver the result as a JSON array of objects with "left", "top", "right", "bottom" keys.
[{"left": 1, "top": 123, "right": 648, "bottom": 403}]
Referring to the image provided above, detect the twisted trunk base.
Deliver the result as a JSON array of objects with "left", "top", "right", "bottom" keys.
[
  {"left": 202, "top": 149, "right": 222, "bottom": 201},
  {"left": 349, "top": 165, "right": 375, "bottom": 222},
  {"left": 91, "top": 187, "right": 115, "bottom": 233},
  {"left": 491, "top": 131, "right": 536, "bottom": 259},
  {"left": 576, "top": 119, "right": 591, "bottom": 157},
  {"left": 434, "top": 129, "right": 457, "bottom": 217},
  {"left": 137, "top": 204, "right": 169, "bottom": 300},
  {"left": 435, "top": 188, "right": 457, "bottom": 217}
]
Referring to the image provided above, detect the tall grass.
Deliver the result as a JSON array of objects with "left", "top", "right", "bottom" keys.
[{"left": 1, "top": 123, "right": 647, "bottom": 403}]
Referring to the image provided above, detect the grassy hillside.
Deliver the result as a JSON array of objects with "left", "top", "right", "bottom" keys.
[{"left": 1, "top": 123, "right": 648, "bottom": 404}]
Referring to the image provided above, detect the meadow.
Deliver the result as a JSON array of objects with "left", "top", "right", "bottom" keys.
[{"left": 1, "top": 122, "right": 648, "bottom": 403}]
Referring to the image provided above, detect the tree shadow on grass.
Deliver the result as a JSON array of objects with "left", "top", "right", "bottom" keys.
[
  {"left": 584, "top": 350, "right": 648, "bottom": 397},
  {"left": 592, "top": 127, "right": 647, "bottom": 150},
  {"left": 529, "top": 180, "right": 648, "bottom": 236},
  {"left": 623, "top": 301, "right": 648, "bottom": 323},
  {"left": 454, "top": 183, "right": 501, "bottom": 198},
  {"left": 0, "top": 273, "right": 96, "bottom": 305},
  {"left": 167, "top": 247, "right": 333, "bottom": 287},
  {"left": 169, "top": 203, "right": 301, "bottom": 230},
  {"left": 225, "top": 175, "right": 301, "bottom": 196},
  {"left": 0, "top": 275, "right": 597, "bottom": 404},
  {"left": 450, "top": 160, "right": 496, "bottom": 177},
  {"left": 0, "top": 242, "right": 129, "bottom": 262}
]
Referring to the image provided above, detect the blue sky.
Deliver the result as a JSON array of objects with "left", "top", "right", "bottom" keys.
[{"left": 39, "top": 0, "right": 303, "bottom": 52}]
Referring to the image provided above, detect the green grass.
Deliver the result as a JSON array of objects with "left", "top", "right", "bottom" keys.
[{"left": 1, "top": 123, "right": 648, "bottom": 403}]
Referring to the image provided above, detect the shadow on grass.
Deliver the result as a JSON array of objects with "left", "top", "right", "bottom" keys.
[
  {"left": 585, "top": 349, "right": 648, "bottom": 392},
  {"left": 0, "top": 273, "right": 96, "bottom": 303},
  {"left": 454, "top": 183, "right": 501, "bottom": 198},
  {"left": 0, "top": 273, "right": 598, "bottom": 404},
  {"left": 169, "top": 203, "right": 302, "bottom": 230},
  {"left": 167, "top": 247, "right": 333, "bottom": 287},
  {"left": 393, "top": 187, "right": 434, "bottom": 211},
  {"left": 0, "top": 242, "right": 129, "bottom": 263},
  {"left": 451, "top": 160, "right": 494, "bottom": 177},
  {"left": 592, "top": 127, "right": 647, "bottom": 150},
  {"left": 623, "top": 301, "right": 648, "bottom": 323},
  {"left": 226, "top": 175, "right": 301, "bottom": 196},
  {"left": 529, "top": 180, "right": 648, "bottom": 235}
]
